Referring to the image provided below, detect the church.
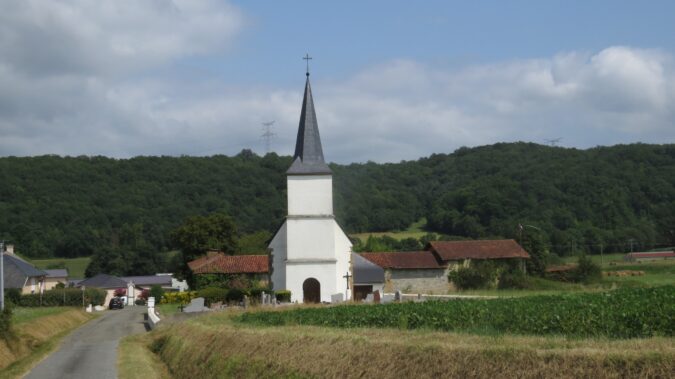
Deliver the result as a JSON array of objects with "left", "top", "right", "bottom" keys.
[
  {"left": 186, "top": 69, "right": 531, "bottom": 303},
  {"left": 267, "top": 71, "right": 353, "bottom": 303}
]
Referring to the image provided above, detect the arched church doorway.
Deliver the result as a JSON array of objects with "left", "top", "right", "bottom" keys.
[{"left": 302, "top": 278, "right": 321, "bottom": 303}]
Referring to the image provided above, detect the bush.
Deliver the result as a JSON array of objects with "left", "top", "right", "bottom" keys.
[
  {"left": 161, "top": 291, "right": 197, "bottom": 304},
  {"left": 196, "top": 287, "right": 228, "bottom": 306},
  {"left": 18, "top": 288, "right": 106, "bottom": 307},
  {"left": 274, "top": 290, "right": 291, "bottom": 303},
  {"left": 226, "top": 288, "right": 245, "bottom": 303},
  {"left": 498, "top": 271, "right": 532, "bottom": 289},
  {"left": 4, "top": 288, "right": 21, "bottom": 305},
  {"left": 150, "top": 285, "right": 165, "bottom": 302},
  {"left": 135, "top": 299, "right": 146, "bottom": 306},
  {"left": 571, "top": 255, "right": 602, "bottom": 283},
  {"left": 448, "top": 262, "right": 500, "bottom": 290}
]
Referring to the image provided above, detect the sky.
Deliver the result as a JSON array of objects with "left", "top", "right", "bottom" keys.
[{"left": 1, "top": 0, "right": 674, "bottom": 163}]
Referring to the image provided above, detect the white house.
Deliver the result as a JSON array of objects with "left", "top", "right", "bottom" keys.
[{"left": 268, "top": 72, "right": 352, "bottom": 303}]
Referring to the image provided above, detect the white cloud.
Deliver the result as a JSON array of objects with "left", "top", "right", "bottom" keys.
[{"left": 0, "top": 1, "right": 672, "bottom": 165}]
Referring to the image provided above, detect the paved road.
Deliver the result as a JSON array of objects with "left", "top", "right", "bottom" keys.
[{"left": 25, "top": 306, "right": 148, "bottom": 379}]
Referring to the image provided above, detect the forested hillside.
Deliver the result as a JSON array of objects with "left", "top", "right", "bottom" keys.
[{"left": 0, "top": 143, "right": 673, "bottom": 259}]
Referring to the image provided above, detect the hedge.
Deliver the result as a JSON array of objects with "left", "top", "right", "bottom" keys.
[
  {"left": 18, "top": 288, "right": 107, "bottom": 307},
  {"left": 238, "top": 285, "right": 674, "bottom": 339}
]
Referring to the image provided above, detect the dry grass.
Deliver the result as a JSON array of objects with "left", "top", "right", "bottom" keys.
[
  {"left": 118, "top": 333, "right": 173, "bottom": 379},
  {"left": 147, "top": 310, "right": 675, "bottom": 379},
  {"left": 0, "top": 308, "right": 95, "bottom": 378}
]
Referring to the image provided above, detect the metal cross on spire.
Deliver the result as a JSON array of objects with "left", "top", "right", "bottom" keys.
[{"left": 303, "top": 53, "right": 312, "bottom": 76}]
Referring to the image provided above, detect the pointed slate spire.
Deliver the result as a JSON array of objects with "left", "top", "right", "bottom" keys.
[{"left": 287, "top": 75, "right": 332, "bottom": 175}]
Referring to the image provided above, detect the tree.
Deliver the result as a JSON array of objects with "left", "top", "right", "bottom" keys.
[
  {"left": 521, "top": 228, "right": 549, "bottom": 276},
  {"left": 170, "top": 213, "right": 239, "bottom": 261}
]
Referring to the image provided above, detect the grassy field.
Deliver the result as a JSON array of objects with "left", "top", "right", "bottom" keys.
[
  {"left": 351, "top": 218, "right": 430, "bottom": 242},
  {"left": 118, "top": 333, "right": 172, "bottom": 379},
  {"left": 140, "top": 308, "right": 674, "bottom": 378},
  {"left": 0, "top": 308, "right": 95, "bottom": 378},
  {"left": 29, "top": 256, "right": 91, "bottom": 279},
  {"left": 11, "top": 307, "right": 73, "bottom": 325}
]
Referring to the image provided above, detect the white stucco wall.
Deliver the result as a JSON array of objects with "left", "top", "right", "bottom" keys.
[
  {"left": 269, "top": 222, "right": 288, "bottom": 291},
  {"left": 286, "top": 218, "right": 336, "bottom": 260},
  {"left": 287, "top": 175, "right": 333, "bottom": 215}
]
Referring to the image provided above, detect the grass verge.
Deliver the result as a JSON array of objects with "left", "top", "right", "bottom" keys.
[
  {"left": 0, "top": 308, "right": 96, "bottom": 378},
  {"left": 147, "top": 310, "right": 675, "bottom": 378},
  {"left": 118, "top": 333, "right": 173, "bottom": 379}
]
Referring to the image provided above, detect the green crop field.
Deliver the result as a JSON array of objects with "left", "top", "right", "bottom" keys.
[
  {"left": 238, "top": 286, "right": 674, "bottom": 339},
  {"left": 29, "top": 256, "right": 91, "bottom": 279}
]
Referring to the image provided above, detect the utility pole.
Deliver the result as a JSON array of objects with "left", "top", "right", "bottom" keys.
[{"left": 1, "top": 241, "right": 4, "bottom": 311}]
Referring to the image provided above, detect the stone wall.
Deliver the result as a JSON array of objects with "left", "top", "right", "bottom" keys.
[{"left": 384, "top": 268, "right": 450, "bottom": 294}]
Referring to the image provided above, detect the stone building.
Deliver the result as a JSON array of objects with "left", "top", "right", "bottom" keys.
[{"left": 359, "top": 239, "right": 530, "bottom": 294}]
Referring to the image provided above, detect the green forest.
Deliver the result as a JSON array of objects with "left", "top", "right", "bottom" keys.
[{"left": 1, "top": 143, "right": 673, "bottom": 265}]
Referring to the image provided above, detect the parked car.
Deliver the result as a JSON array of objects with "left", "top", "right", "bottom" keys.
[{"left": 109, "top": 297, "right": 125, "bottom": 310}]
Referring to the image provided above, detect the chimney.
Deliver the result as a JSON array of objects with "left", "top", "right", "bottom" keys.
[{"left": 5, "top": 244, "right": 14, "bottom": 255}]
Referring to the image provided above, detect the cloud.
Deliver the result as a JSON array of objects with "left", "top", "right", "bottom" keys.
[{"left": 0, "top": 1, "right": 672, "bottom": 165}]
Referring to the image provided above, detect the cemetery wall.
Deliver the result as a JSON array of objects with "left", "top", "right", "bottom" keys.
[{"left": 384, "top": 268, "right": 450, "bottom": 294}]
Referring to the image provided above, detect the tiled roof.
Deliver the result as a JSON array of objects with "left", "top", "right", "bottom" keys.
[
  {"left": 122, "top": 275, "right": 172, "bottom": 286},
  {"left": 78, "top": 274, "right": 128, "bottom": 289},
  {"left": 359, "top": 251, "right": 443, "bottom": 269},
  {"left": 44, "top": 269, "right": 69, "bottom": 278},
  {"left": 625, "top": 251, "right": 675, "bottom": 258},
  {"left": 188, "top": 253, "right": 269, "bottom": 274},
  {"left": 427, "top": 239, "right": 530, "bottom": 261}
]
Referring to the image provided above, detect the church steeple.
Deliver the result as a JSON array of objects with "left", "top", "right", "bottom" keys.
[{"left": 287, "top": 75, "right": 332, "bottom": 175}]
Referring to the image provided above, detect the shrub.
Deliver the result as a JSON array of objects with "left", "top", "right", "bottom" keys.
[
  {"left": 196, "top": 287, "right": 228, "bottom": 306},
  {"left": 274, "top": 290, "right": 291, "bottom": 303},
  {"left": 571, "top": 255, "right": 602, "bottom": 283},
  {"left": 18, "top": 288, "right": 106, "bottom": 307},
  {"left": 4, "top": 288, "right": 21, "bottom": 305},
  {"left": 226, "top": 288, "right": 245, "bottom": 303},
  {"left": 498, "top": 271, "right": 532, "bottom": 289},
  {"left": 448, "top": 262, "right": 500, "bottom": 290},
  {"left": 161, "top": 291, "right": 197, "bottom": 304},
  {"left": 150, "top": 285, "right": 165, "bottom": 302},
  {"left": 135, "top": 299, "right": 146, "bottom": 306},
  {"left": 140, "top": 289, "right": 150, "bottom": 301}
]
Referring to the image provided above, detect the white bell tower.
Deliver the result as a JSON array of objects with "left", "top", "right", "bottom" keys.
[{"left": 268, "top": 70, "right": 352, "bottom": 303}]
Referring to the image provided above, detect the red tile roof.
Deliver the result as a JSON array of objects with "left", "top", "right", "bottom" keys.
[
  {"left": 427, "top": 239, "right": 530, "bottom": 261},
  {"left": 188, "top": 253, "right": 269, "bottom": 274},
  {"left": 625, "top": 251, "right": 675, "bottom": 259},
  {"left": 359, "top": 251, "right": 443, "bottom": 269}
]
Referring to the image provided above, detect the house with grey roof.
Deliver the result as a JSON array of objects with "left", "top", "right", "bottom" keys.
[
  {"left": 43, "top": 269, "right": 69, "bottom": 291},
  {"left": 2, "top": 245, "right": 46, "bottom": 294}
]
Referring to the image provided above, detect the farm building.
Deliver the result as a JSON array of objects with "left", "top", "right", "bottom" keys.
[
  {"left": 187, "top": 251, "right": 270, "bottom": 288},
  {"left": 624, "top": 251, "right": 675, "bottom": 262},
  {"left": 360, "top": 239, "right": 530, "bottom": 294}
]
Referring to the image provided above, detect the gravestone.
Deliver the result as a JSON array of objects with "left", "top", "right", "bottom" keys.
[
  {"left": 373, "top": 290, "right": 381, "bottom": 304},
  {"left": 261, "top": 291, "right": 266, "bottom": 305},
  {"left": 394, "top": 290, "right": 401, "bottom": 302},
  {"left": 331, "top": 293, "right": 344, "bottom": 303},
  {"left": 243, "top": 295, "right": 249, "bottom": 309},
  {"left": 183, "top": 297, "right": 208, "bottom": 313},
  {"left": 381, "top": 294, "right": 394, "bottom": 304}
]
